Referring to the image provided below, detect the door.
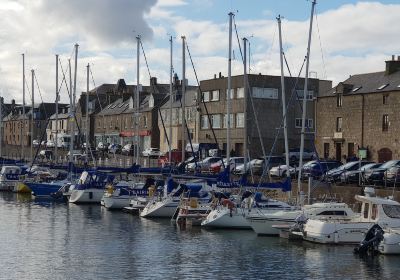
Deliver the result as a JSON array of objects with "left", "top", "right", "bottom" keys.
[
  {"left": 348, "top": 143, "right": 355, "bottom": 157},
  {"left": 234, "top": 143, "right": 243, "bottom": 157},
  {"left": 335, "top": 143, "right": 342, "bottom": 161},
  {"left": 323, "top": 143, "right": 330, "bottom": 159},
  {"left": 378, "top": 148, "right": 392, "bottom": 163}
]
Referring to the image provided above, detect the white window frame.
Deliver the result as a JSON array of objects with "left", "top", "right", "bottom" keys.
[
  {"left": 296, "top": 90, "right": 314, "bottom": 100},
  {"left": 226, "top": 88, "right": 234, "bottom": 100},
  {"left": 211, "top": 114, "right": 221, "bottom": 129},
  {"left": 295, "top": 118, "right": 313, "bottom": 128},
  {"left": 252, "top": 87, "right": 278, "bottom": 99},
  {"left": 201, "top": 115, "right": 209, "bottom": 129},
  {"left": 236, "top": 113, "right": 244, "bottom": 128},
  {"left": 202, "top": 91, "right": 210, "bottom": 102},
  {"left": 236, "top": 87, "right": 244, "bottom": 99},
  {"left": 211, "top": 90, "right": 220, "bottom": 101},
  {"left": 223, "top": 113, "right": 234, "bottom": 128}
]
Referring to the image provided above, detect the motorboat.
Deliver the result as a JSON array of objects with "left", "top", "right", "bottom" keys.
[
  {"left": 0, "top": 165, "right": 25, "bottom": 191},
  {"left": 247, "top": 202, "right": 355, "bottom": 235},
  {"left": 68, "top": 171, "right": 114, "bottom": 204},
  {"left": 201, "top": 191, "right": 293, "bottom": 229},
  {"left": 101, "top": 181, "right": 148, "bottom": 210},
  {"left": 301, "top": 187, "right": 400, "bottom": 244}
]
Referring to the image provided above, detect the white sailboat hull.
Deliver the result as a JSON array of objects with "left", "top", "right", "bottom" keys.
[
  {"left": 201, "top": 208, "right": 252, "bottom": 229},
  {"left": 102, "top": 195, "right": 131, "bottom": 209},
  {"left": 247, "top": 210, "right": 302, "bottom": 235},
  {"left": 140, "top": 198, "right": 179, "bottom": 218},
  {"left": 69, "top": 189, "right": 104, "bottom": 204}
]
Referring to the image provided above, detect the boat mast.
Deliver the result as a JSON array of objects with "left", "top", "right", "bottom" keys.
[
  {"left": 243, "top": 37, "right": 248, "bottom": 174},
  {"left": 277, "top": 16, "right": 291, "bottom": 184},
  {"left": 68, "top": 58, "right": 73, "bottom": 166},
  {"left": 181, "top": 36, "right": 186, "bottom": 162},
  {"left": 85, "top": 63, "right": 89, "bottom": 164},
  {"left": 55, "top": 54, "right": 59, "bottom": 161},
  {"left": 30, "top": 69, "right": 34, "bottom": 162},
  {"left": 0, "top": 93, "right": 2, "bottom": 159},
  {"left": 227, "top": 12, "right": 233, "bottom": 163},
  {"left": 297, "top": 0, "right": 316, "bottom": 199},
  {"left": 168, "top": 36, "right": 173, "bottom": 163},
  {"left": 136, "top": 36, "right": 140, "bottom": 164},
  {"left": 22, "top": 54, "right": 25, "bottom": 160}
]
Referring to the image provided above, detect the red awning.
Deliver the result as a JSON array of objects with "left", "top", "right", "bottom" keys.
[{"left": 119, "top": 130, "right": 151, "bottom": 137}]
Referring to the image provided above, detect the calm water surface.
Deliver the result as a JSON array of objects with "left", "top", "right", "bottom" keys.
[{"left": 0, "top": 192, "right": 399, "bottom": 280}]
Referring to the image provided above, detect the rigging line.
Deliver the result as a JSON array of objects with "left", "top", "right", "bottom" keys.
[
  {"left": 139, "top": 39, "right": 170, "bottom": 149},
  {"left": 58, "top": 58, "right": 72, "bottom": 101},
  {"left": 283, "top": 53, "right": 293, "bottom": 77},
  {"left": 33, "top": 72, "right": 48, "bottom": 119},
  {"left": 89, "top": 66, "right": 105, "bottom": 116},
  {"left": 185, "top": 41, "right": 219, "bottom": 146},
  {"left": 315, "top": 8, "right": 327, "bottom": 80},
  {"left": 232, "top": 14, "right": 244, "bottom": 61}
]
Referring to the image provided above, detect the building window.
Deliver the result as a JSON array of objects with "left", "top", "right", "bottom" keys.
[
  {"left": 383, "top": 94, "right": 389, "bottom": 105},
  {"left": 236, "top": 113, "right": 244, "bottom": 128},
  {"left": 336, "top": 117, "right": 342, "bottom": 132},
  {"left": 201, "top": 115, "right": 209, "bottom": 129},
  {"left": 252, "top": 87, "right": 278, "bottom": 99},
  {"left": 211, "top": 90, "right": 220, "bottom": 101},
  {"left": 223, "top": 114, "right": 234, "bottom": 128},
  {"left": 143, "top": 116, "right": 147, "bottom": 128},
  {"left": 236, "top": 88, "right": 244, "bottom": 99},
  {"left": 202, "top": 91, "right": 210, "bottom": 102},
  {"left": 337, "top": 94, "right": 342, "bottom": 107},
  {"left": 296, "top": 90, "right": 314, "bottom": 100},
  {"left": 211, "top": 114, "right": 221, "bottom": 128},
  {"left": 124, "top": 117, "right": 128, "bottom": 129},
  {"left": 348, "top": 142, "right": 355, "bottom": 157},
  {"left": 110, "top": 118, "right": 113, "bottom": 128},
  {"left": 382, "top": 114, "right": 389, "bottom": 131},
  {"left": 295, "top": 118, "right": 313, "bottom": 128},
  {"left": 226, "top": 89, "right": 234, "bottom": 100}
]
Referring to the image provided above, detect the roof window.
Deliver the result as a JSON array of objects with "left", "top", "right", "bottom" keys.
[
  {"left": 377, "top": 84, "right": 389, "bottom": 90},
  {"left": 352, "top": 87, "right": 362, "bottom": 92}
]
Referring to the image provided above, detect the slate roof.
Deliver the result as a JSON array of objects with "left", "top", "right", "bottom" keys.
[{"left": 327, "top": 68, "right": 400, "bottom": 96}]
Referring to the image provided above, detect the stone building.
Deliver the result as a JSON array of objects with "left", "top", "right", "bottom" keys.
[
  {"left": 315, "top": 56, "right": 400, "bottom": 162},
  {"left": 46, "top": 105, "right": 70, "bottom": 143},
  {"left": 198, "top": 73, "right": 331, "bottom": 158},
  {"left": 3, "top": 102, "right": 62, "bottom": 147},
  {"left": 93, "top": 77, "right": 169, "bottom": 151},
  {"left": 158, "top": 86, "right": 199, "bottom": 153}
]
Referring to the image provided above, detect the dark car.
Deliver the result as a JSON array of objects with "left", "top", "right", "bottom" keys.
[
  {"left": 340, "top": 163, "right": 381, "bottom": 184},
  {"left": 365, "top": 160, "right": 400, "bottom": 185},
  {"left": 384, "top": 166, "right": 400, "bottom": 186},
  {"left": 326, "top": 161, "right": 374, "bottom": 183},
  {"left": 302, "top": 160, "right": 342, "bottom": 180}
]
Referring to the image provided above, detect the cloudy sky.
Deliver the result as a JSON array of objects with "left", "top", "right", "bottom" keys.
[{"left": 0, "top": 0, "right": 399, "bottom": 104}]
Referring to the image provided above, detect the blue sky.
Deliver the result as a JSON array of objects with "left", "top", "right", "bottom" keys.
[{"left": 0, "top": 0, "right": 399, "bottom": 103}]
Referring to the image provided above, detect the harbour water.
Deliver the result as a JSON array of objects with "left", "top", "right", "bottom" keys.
[{"left": 0, "top": 193, "right": 399, "bottom": 280}]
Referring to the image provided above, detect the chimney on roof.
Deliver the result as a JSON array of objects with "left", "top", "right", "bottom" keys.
[
  {"left": 218, "top": 72, "right": 222, "bottom": 78},
  {"left": 214, "top": 74, "right": 216, "bottom": 79},
  {"left": 385, "top": 55, "right": 400, "bottom": 75},
  {"left": 150, "top": 76, "right": 157, "bottom": 86}
]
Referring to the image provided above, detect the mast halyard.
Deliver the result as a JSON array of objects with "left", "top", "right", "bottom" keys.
[
  {"left": 22, "top": 54, "right": 26, "bottom": 161},
  {"left": 55, "top": 54, "right": 59, "bottom": 162},
  {"left": 181, "top": 36, "right": 186, "bottom": 162},
  {"left": 227, "top": 12, "right": 233, "bottom": 164},
  {"left": 168, "top": 36, "right": 173, "bottom": 164},
  {"left": 136, "top": 36, "right": 140, "bottom": 165},
  {"left": 243, "top": 37, "right": 248, "bottom": 177}
]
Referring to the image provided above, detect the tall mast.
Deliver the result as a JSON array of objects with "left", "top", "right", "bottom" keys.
[
  {"left": 168, "top": 36, "right": 173, "bottom": 163},
  {"left": 22, "top": 54, "right": 25, "bottom": 160},
  {"left": 243, "top": 37, "right": 248, "bottom": 174},
  {"left": 68, "top": 58, "right": 73, "bottom": 165},
  {"left": 0, "top": 95, "right": 2, "bottom": 159},
  {"left": 30, "top": 69, "right": 34, "bottom": 162},
  {"left": 85, "top": 63, "right": 89, "bottom": 164},
  {"left": 55, "top": 54, "right": 59, "bottom": 161},
  {"left": 136, "top": 36, "right": 140, "bottom": 164},
  {"left": 278, "top": 16, "right": 290, "bottom": 182},
  {"left": 181, "top": 36, "right": 186, "bottom": 162},
  {"left": 227, "top": 12, "right": 233, "bottom": 163},
  {"left": 297, "top": 0, "right": 316, "bottom": 198}
]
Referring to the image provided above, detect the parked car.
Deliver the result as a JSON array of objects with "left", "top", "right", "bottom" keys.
[
  {"left": 340, "top": 163, "right": 382, "bottom": 184},
  {"left": 46, "top": 140, "right": 55, "bottom": 148},
  {"left": 233, "top": 156, "right": 284, "bottom": 175},
  {"left": 32, "top": 139, "right": 40, "bottom": 148},
  {"left": 142, "top": 148, "right": 163, "bottom": 157},
  {"left": 108, "top": 143, "right": 122, "bottom": 154},
  {"left": 270, "top": 165, "right": 297, "bottom": 178},
  {"left": 97, "top": 142, "right": 109, "bottom": 152},
  {"left": 186, "top": 157, "right": 222, "bottom": 173},
  {"left": 209, "top": 157, "right": 245, "bottom": 174},
  {"left": 41, "top": 140, "right": 47, "bottom": 147},
  {"left": 233, "top": 158, "right": 259, "bottom": 175},
  {"left": 158, "top": 150, "right": 184, "bottom": 166},
  {"left": 39, "top": 150, "right": 53, "bottom": 160},
  {"left": 301, "top": 160, "right": 342, "bottom": 179},
  {"left": 326, "top": 161, "right": 374, "bottom": 183},
  {"left": 383, "top": 166, "right": 400, "bottom": 186},
  {"left": 121, "top": 143, "right": 135, "bottom": 156},
  {"left": 283, "top": 148, "right": 315, "bottom": 162},
  {"left": 365, "top": 160, "right": 400, "bottom": 185}
]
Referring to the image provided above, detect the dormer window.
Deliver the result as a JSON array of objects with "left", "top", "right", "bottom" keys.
[{"left": 377, "top": 84, "right": 389, "bottom": 90}]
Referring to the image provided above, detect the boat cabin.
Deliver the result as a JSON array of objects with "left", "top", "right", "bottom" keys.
[{"left": 356, "top": 194, "right": 400, "bottom": 227}]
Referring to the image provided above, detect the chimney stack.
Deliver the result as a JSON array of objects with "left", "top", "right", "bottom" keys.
[{"left": 385, "top": 55, "right": 400, "bottom": 75}]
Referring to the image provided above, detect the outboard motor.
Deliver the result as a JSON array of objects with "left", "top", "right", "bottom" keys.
[
  {"left": 354, "top": 224, "right": 384, "bottom": 256},
  {"left": 292, "top": 213, "right": 308, "bottom": 233}
]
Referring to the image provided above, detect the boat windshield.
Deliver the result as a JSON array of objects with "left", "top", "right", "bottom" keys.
[
  {"left": 79, "top": 172, "right": 90, "bottom": 184},
  {"left": 382, "top": 204, "right": 400, "bottom": 219}
]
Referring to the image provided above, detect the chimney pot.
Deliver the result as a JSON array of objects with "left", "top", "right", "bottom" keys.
[
  {"left": 219, "top": 72, "right": 221, "bottom": 78},
  {"left": 398, "top": 55, "right": 400, "bottom": 61},
  {"left": 392, "top": 55, "right": 395, "bottom": 60},
  {"left": 214, "top": 74, "right": 216, "bottom": 79}
]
